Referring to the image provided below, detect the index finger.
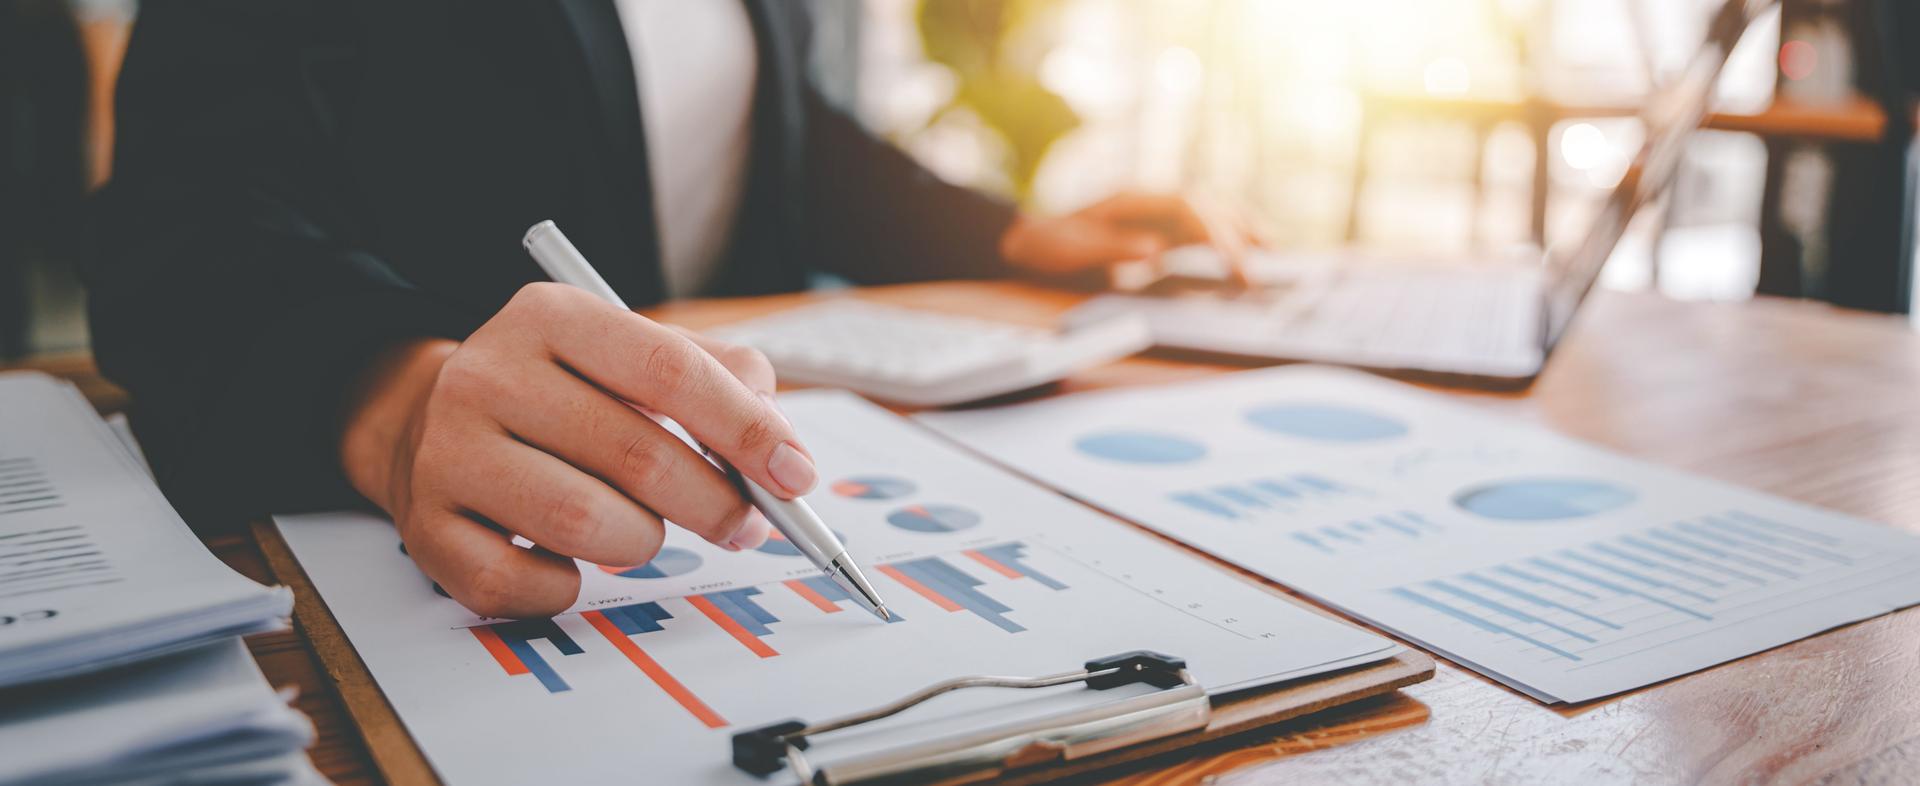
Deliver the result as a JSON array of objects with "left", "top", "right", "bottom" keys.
[{"left": 1184, "top": 194, "right": 1253, "bottom": 290}]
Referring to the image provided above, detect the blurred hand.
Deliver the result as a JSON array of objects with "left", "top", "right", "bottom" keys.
[
  {"left": 998, "top": 192, "right": 1253, "bottom": 284},
  {"left": 338, "top": 282, "right": 800, "bottom": 619}
]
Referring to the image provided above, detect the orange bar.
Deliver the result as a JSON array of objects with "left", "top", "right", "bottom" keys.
[
  {"left": 687, "top": 595, "right": 780, "bottom": 658},
  {"left": 785, "top": 579, "right": 843, "bottom": 613},
  {"left": 877, "top": 564, "right": 963, "bottom": 612},
  {"left": 963, "top": 550, "right": 1023, "bottom": 579},
  {"left": 583, "top": 611, "right": 729, "bottom": 729},
  {"left": 469, "top": 625, "right": 528, "bottom": 676}
]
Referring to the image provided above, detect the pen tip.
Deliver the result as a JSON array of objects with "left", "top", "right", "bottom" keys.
[{"left": 874, "top": 604, "right": 893, "bottom": 622}]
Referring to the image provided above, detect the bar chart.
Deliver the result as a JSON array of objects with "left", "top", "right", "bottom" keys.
[
  {"left": 469, "top": 541, "right": 1067, "bottom": 718},
  {"left": 470, "top": 618, "right": 584, "bottom": 694},
  {"left": 1386, "top": 509, "right": 1908, "bottom": 669},
  {"left": 1167, "top": 473, "right": 1365, "bottom": 522},
  {"left": 1290, "top": 511, "right": 1443, "bottom": 555},
  {"left": 880, "top": 543, "right": 1069, "bottom": 633}
]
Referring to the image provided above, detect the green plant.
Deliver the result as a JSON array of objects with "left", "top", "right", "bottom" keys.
[{"left": 915, "top": 0, "right": 1080, "bottom": 200}]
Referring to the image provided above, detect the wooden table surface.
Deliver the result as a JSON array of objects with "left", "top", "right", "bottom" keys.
[{"left": 24, "top": 282, "right": 1920, "bottom": 784}]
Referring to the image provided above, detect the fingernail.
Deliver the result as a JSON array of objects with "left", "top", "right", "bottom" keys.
[
  {"left": 767, "top": 441, "right": 817, "bottom": 496},
  {"left": 759, "top": 391, "right": 792, "bottom": 431},
  {"left": 727, "top": 509, "right": 772, "bottom": 550}
]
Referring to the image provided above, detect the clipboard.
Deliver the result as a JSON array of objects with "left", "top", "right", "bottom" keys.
[{"left": 253, "top": 521, "right": 1433, "bottom": 785}]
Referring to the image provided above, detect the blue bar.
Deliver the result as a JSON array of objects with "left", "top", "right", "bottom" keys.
[
  {"left": 1428, "top": 580, "right": 1596, "bottom": 642},
  {"left": 1391, "top": 587, "right": 1582, "bottom": 660},
  {"left": 1404, "top": 511, "right": 1442, "bottom": 531},
  {"left": 1647, "top": 528, "right": 1798, "bottom": 579},
  {"left": 1676, "top": 521, "right": 1804, "bottom": 566},
  {"left": 489, "top": 617, "right": 584, "bottom": 693},
  {"left": 1725, "top": 510, "right": 1844, "bottom": 546},
  {"left": 1349, "top": 520, "right": 1371, "bottom": 532},
  {"left": 1294, "top": 474, "right": 1341, "bottom": 493},
  {"left": 1215, "top": 486, "right": 1270, "bottom": 509},
  {"left": 1703, "top": 516, "right": 1851, "bottom": 565},
  {"left": 1462, "top": 573, "right": 1621, "bottom": 630},
  {"left": 492, "top": 618, "right": 583, "bottom": 654},
  {"left": 1322, "top": 527, "right": 1361, "bottom": 543},
  {"left": 1496, "top": 565, "right": 1597, "bottom": 600},
  {"left": 896, "top": 558, "right": 1025, "bottom": 633},
  {"left": 800, "top": 575, "right": 848, "bottom": 602},
  {"left": 977, "top": 543, "right": 1070, "bottom": 590},
  {"left": 1618, "top": 536, "right": 1765, "bottom": 585},
  {"left": 1530, "top": 558, "right": 1712, "bottom": 621},
  {"left": 1376, "top": 515, "right": 1420, "bottom": 536},
  {"left": 796, "top": 576, "right": 906, "bottom": 622},
  {"left": 601, "top": 601, "right": 672, "bottom": 635},
  {"left": 1172, "top": 492, "right": 1240, "bottom": 520},
  {"left": 1254, "top": 479, "right": 1301, "bottom": 500},
  {"left": 1292, "top": 532, "right": 1333, "bottom": 554},
  {"left": 1560, "top": 551, "right": 1715, "bottom": 603},
  {"left": 502, "top": 637, "right": 570, "bottom": 693},
  {"left": 704, "top": 588, "right": 780, "bottom": 636},
  {"left": 1591, "top": 542, "right": 1723, "bottom": 588}
]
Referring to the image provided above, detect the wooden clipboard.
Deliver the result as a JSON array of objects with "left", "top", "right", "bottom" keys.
[{"left": 252, "top": 521, "right": 1433, "bottom": 785}]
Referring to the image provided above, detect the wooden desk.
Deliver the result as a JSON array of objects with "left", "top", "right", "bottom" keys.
[{"left": 20, "top": 283, "right": 1920, "bottom": 784}]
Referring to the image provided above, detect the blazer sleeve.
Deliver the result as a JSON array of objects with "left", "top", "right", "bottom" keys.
[
  {"left": 84, "top": 1, "right": 483, "bottom": 533},
  {"left": 798, "top": 88, "right": 1021, "bottom": 284}
]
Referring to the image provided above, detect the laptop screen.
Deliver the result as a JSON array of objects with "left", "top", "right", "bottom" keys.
[{"left": 1543, "top": 0, "right": 1776, "bottom": 348}]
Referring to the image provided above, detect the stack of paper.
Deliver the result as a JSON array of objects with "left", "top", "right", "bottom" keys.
[
  {"left": 0, "top": 372, "right": 293, "bottom": 686},
  {"left": 0, "top": 640, "right": 321, "bottom": 786},
  {"left": 919, "top": 366, "right": 1920, "bottom": 703},
  {"left": 0, "top": 372, "right": 313, "bottom": 783}
]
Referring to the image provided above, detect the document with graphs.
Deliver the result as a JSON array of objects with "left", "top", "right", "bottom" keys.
[
  {"left": 274, "top": 391, "right": 1400, "bottom": 786},
  {"left": 920, "top": 365, "right": 1920, "bottom": 703}
]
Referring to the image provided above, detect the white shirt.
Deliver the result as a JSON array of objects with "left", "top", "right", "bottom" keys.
[{"left": 613, "top": 0, "right": 759, "bottom": 299}]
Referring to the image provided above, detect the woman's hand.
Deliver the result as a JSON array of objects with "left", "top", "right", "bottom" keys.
[
  {"left": 998, "top": 192, "right": 1253, "bottom": 285},
  {"left": 338, "top": 283, "right": 800, "bottom": 619}
]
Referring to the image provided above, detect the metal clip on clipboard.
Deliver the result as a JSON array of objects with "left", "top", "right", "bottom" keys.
[{"left": 731, "top": 651, "right": 1209, "bottom": 786}]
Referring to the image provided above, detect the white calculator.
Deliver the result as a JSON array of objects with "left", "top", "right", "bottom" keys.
[{"left": 707, "top": 300, "right": 1151, "bottom": 407}]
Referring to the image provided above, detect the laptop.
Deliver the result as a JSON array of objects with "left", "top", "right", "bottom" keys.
[{"left": 1066, "top": 0, "right": 1771, "bottom": 389}]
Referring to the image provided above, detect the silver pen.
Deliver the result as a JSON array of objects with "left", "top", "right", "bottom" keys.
[{"left": 522, "top": 221, "right": 891, "bottom": 620}]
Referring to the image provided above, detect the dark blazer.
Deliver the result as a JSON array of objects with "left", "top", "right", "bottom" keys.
[{"left": 86, "top": 0, "right": 1018, "bottom": 531}]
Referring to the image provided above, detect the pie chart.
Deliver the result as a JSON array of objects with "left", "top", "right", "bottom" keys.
[
  {"left": 599, "top": 547, "right": 704, "bottom": 579},
  {"left": 1453, "top": 478, "right": 1636, "bottom": 521},
  {"left": 830, "top": 475, "right": 917, "bottom": 500},
  {"left": 1074, "top": 431, "right": 1207, "bottom": 464},
  {"left": 1246, "top": 403, "right": 1408, "bottom": 442},
  {"left": 887, "top": 504, "right": 982, "bottom": 533},
  {"left": 756, "top": 528, "right": 848, "bottom": 556}
]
